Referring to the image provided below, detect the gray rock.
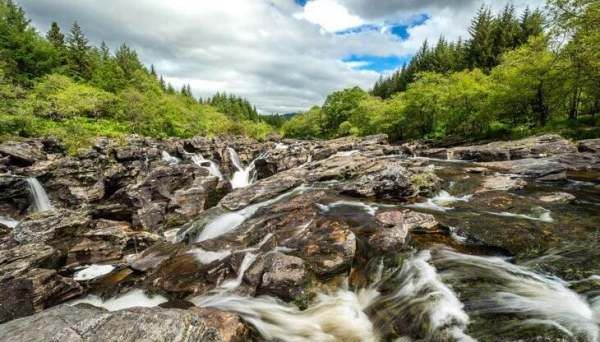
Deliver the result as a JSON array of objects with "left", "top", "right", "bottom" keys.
[{"left": 0, "top": 304, "right": 249, "bottom": 342}]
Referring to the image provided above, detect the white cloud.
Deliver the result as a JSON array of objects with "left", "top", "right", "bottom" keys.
[
  {"left": 293, "top": 0, "right": 364, "bottom": 33},
  {"left": 15, "top": 0, "right": 544, "bottom": 113}
]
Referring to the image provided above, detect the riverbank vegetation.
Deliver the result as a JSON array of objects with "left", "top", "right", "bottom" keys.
[
  {"left": 0, "top": 0, "right": 272, "bottom": 151},
  {"left": 283, "top": 0, "right": 599, "bottom": 142}
]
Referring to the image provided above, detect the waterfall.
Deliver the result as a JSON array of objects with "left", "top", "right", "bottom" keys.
[
  {"left": 191, "top": 153, "right": 224, "bottom": 180},
  {"left": 195, "top": 186, "right": 307, "bottom": 242},
  {"left": 0, "top": 215, "right": 19, "bottom": 228},
  {"left": 161, "top": 151, "right": 181, "bottom": 165},
  {"left": 227, "top": 147, "right": 265, "bottom": 189},
  {"left": 26, "top": 177, "right": 53, "bottom": 212}
]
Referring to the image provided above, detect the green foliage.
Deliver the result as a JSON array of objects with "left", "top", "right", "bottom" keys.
[
  {"left": 0, "top": 0, "right": 274, "bottom": 151},
  {"left": 373, "top": 6, "right": 544, "bottom": 98},
  {"left": 321, "top": 87, "right": 368, "bottom": 137}
]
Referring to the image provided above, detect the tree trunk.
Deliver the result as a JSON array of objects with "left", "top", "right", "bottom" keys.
[{"left": 568, "top": 86, "right": 580, "bottom": 120}]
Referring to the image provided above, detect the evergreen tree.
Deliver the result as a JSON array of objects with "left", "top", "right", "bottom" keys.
[
  {"left": 67, "top": 21, "right": 91, "bottom": 79},
  {"left": 46, "top": 22, "right": 65, "bottom": 48},
  {"left": 468, "top": 6, "right": 495, "bottom": 70}
]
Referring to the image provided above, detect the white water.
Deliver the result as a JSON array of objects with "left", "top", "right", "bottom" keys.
[
  {"left": 0, "top": 215, "right": 19, "bottom": 228},
  {"left": 317, "top": 200, "right": 378, "bottom": 216},
  {"left": 406, "top": 190, "right": 472, "bottom": 212},
  {"left": 486, "top": 206, "right": 554, "bottom": 223},
  {"left": 335, "top": 150, "right": 360, "bottom": 157},
  {"left": 26, "top": 177, "right": 53, "bottom": 212},
  {"left": 220, "top": 252, "right": 258, "bottom": 290},
  {"left": 275, "top": 143, "right": 289, "bottom": 150},
  {"left": 188, "top": 248, "right": 232, "bottom": 264},
  {"left": 228, "top": 147, "right": 265, "bottom": 189},
  {"left": 72, "top": 264, "right": 115, "bottom": 281},
  {"left": 370, "top": 250, "right": 475, "bottom": 341},
  {"left": 192, "top": 286, "right": 380, "bottom": 342},
  {"left": 434, "top": 248, "right": 600, "bottom": 341},
  {"left": 191, "top": 153, "right": 224, "bottom": 180},
  {"left": 196, "top": 186, "right": 307, "bottom": 242},
  {"left": 70, "top": 289, "right": 167, "bottom": 311},
  {"left": 161, "top": 151, "right": 180, "bottom": 165}
]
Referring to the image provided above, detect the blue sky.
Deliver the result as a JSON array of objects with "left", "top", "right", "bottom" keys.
[{"left": 16, "top": 0, "right": 546, "bottom": 113}]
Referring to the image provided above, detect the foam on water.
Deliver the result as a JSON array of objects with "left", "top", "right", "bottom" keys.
[
  {"left": 433, "top": 248, "right": 600, "bottom": 341},
  {"left": 70, "top": 289, "right": 168, "bottom": 311},
  {"left": 318, "top": 200, "right": 378, "bottom": 216},
  {"left": 486, "top": 206, "right": 553, "bottom": 223},
  {"left": 26, "top": 177, "right": 53, "bottom": 212},
  {"left": 72, "top": 264, "right": 115, "bottom": 281},
  {"left": 406, "top": 190, "right": 472, "bottom": 212}
]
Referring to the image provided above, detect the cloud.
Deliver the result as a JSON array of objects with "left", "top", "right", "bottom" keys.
[{"left": 14, "top": 0, "right": 544, "bottom": 113}]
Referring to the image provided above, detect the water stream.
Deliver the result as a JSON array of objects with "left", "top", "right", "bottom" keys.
[{"left": 26, "top": 177, "right": 53, "bottom": 212}]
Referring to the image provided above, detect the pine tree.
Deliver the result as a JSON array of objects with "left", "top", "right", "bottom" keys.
[
  {"left": 99, "top": 41, "right": 110, "bottom": 60},
  {"left": 150, "top": 64, "right": 157, "bottom": 77},
  {"left": 46, "top": 22, "right": 64, "bottom": 48},
  {"left": 67, "top": 21, "right": 91, "bottom": 79},
  {"left": 467, "top": 6, "right": 494, "bottom": 70}
]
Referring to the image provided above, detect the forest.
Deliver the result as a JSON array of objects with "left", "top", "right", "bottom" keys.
[
  {"left": 0, "top": 0, "right": 598, "bottom": 150},
  {"left": 0, "top": 0, "right": 273, "bottom": 152},
  {"left": 282, "top": 0, "right": 599, "bottom": 142}
]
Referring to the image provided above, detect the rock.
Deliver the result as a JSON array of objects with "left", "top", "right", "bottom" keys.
[
  {"left": 65, "top": 220, "right": 160, "bottom": 268},
  {"left": 288, "top": 219, "right": 356, "bottom": 276},
  {"left": 11, "top": 210, "right": 93, "bottom": 251},
  {"left": 447, "top": 135, "right": 577, "bottom": 162},
  {"left": 130, "top": 242, "right": 186, "bottom": 272},
  {"left": 538, "top": 192, "right": 575, "bottom": 203},
  {"left": 19, "top": 268, "right": 83, "bottom": 312},
  {"left": 577, "top": 139, "right": 600, "bottom": 153},
  {"left": 0, "top": 278, "right": 34, "bottom": 323},
  {"left": 376, "top": 209, "right": 440, "bottom": 233},
  {"left": 368, "top": 225, "right": 408, "bottom": 253},
  {"left": 465, "top": 167, "right": 489, "bottom": 174},
  {"left": 0, "top": 140, "right": 46, "bottom": 166},
  {"left": 479, "top": 158, "right": 568, "bottom": 181},
  {"left": 476, "top": 175, "right": 527, "bottom": 193},
  {"left": 258, "top": 252, "right": 307, "bottom": 301},
  {"left": 0, "top": 243, "right": 61, "bottom": 281},
  {"left": 0, "top": 304, "right": 249, "bottom": 342}
]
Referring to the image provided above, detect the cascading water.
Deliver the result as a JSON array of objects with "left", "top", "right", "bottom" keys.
[
  {"left": 161, "top": 151, "right": 180, "bottom": 165},
  {"left": 227, "top": 147, "right": 265, "bottom": 189},
  {"left": 0, "top": 215, "right": 19, "bottom": 228},
  {"left": 195, "top": 186, "right": 307, "bottom": 242},
  {"left": 26, "top": 177, "right": 53, "bottom": 212},
  {"left": 432, "top": 248, "right": 600, "bottom": 341},
  {"left": 191, "top": 153, "right": 224, "bottom": 180}
]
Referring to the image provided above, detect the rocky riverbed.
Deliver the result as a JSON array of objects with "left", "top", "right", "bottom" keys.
[{"left": 0, "top": 134, "right": 599, "bottom": 341}]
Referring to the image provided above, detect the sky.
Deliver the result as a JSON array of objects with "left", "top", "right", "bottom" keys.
[{"left": 16, "top": 0, "right": 544, "bottom": 114}]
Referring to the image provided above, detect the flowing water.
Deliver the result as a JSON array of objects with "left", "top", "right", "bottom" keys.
[
  {"left": 191, "top": 153, "right": 224, "bottom": 180},
  {"left": 161, "top": 151, "right": 181, "bottom": 165},
  {"left": 227, "top": 147, "right": 266, "bottom": 189},
  {"left": 80, "top": 156, "right": 600, "bottom": 341},
  {"left": 0, "top": 215, "right": 19, "bottom": 228},
  {"left": 26, "top": 177, "right": 53, "bottom": 212}
]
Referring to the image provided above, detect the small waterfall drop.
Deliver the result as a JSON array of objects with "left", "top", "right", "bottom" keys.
[
  {"left": 161, "top": 151, "right": 180, "bottom": 165},
  {"left": 26, "top": 177, "right": 53, "bottom": 212},
  {"left": 0, "top": 215, "right": 19, "bottom": 228},
  {"left": 227, "top": 147, "right": 264, "bottom": 189},
  {"left": 191, "top": 153, "right": 224, "bottom": 180}
]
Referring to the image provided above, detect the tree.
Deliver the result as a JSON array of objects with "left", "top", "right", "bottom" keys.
[
  {"left": 467, "top": 6, "right": 495, "bottom": 70},
  {"left": 67, "top": 21, "right": 91, "bottom": 79},
  {"left": 321, "top": 86, "right": 369, "bottom": 137},
  {"left": 46, "top": 22, "right": 65, "bottom": 48}
]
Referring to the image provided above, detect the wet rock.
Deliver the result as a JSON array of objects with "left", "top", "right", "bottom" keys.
[
  {"left": 65, "top": 220, "right": 160, "bottom": 268},
  {"left": 0, "top": 140, "right": 46, "bottom": 166},
  {"left": 368, "top": 225, "right": 408, "bottom": 252},
  {"left": 0, "top": 304, "right": 249, "bottom": 342},
  {"left": 288, "top": 219, "right": 356, "bottom": 276},
  {"left": 0, "top": 278, "right": 34, "bottom": 323},
  {"left": 479, "top": 158, "right": 568, "bottom": 181},
  {"left": 476, "top": 175, "right": 527, "bottom": 193},
  {"left": 20, "top": 268, "right": 83, "bottom": 311},
  {"left": 258, "top": 252, "right": 307, "bottom": 301},
  {"left": 376, "top": 209, "right": 440, "bottom": 233},
  {"left": 130, "top": 241, "right": 186, "bottom": 272},
  {"left": 11, "top": 210, "right": 93, "bottom": 251},
  {"left": 537, "top": 192, "right": 575, "bottom": 203},
  {"left": 409, "top": 166, "right": 442, "bottom": 196}
]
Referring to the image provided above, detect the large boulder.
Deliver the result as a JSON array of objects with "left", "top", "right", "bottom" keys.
[
  {"left": 0, "top": 304, "right": 249, "bottom": 342},
  {"left": 0, "top": 140, "right": 46, "bottom": 166}
]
